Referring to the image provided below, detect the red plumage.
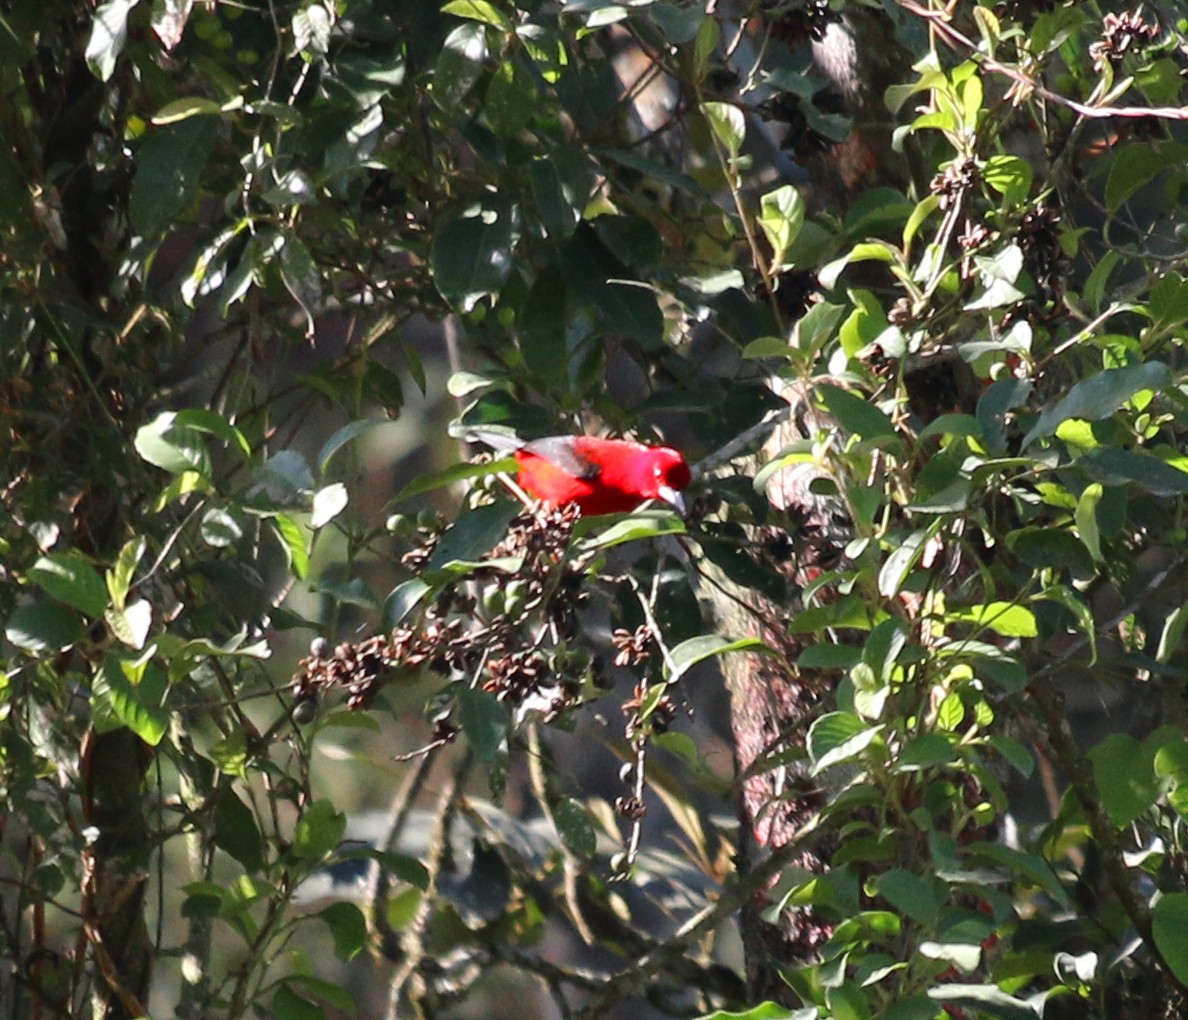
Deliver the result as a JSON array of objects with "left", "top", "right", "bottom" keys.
[{"left": 470, "top": 431, "right": 691, "bottom": 516}]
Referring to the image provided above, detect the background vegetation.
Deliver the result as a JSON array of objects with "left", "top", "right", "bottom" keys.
[{"left": 4, "top": 1, "right": 1188, "bottom": 1018}]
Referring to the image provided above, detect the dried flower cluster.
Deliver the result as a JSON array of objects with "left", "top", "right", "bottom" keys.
[
  {"left": 1089, "top": 8, "right": 1160, "bottom": 70},
  {"left": 930, "top": 158, "right": 980, "bottom": 210},
  {"left": 610, "top": 625, "right": 652, "bottom": 668},
  {"left": 1017, "top": 201, "right": 1066, "bottom": 316},
  {"left": 290, "top": 502, "right": 591, "bottom": 726}
]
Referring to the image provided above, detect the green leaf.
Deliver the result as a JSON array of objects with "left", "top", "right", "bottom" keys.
[
  {"left": 1089, "top": 733, "right": 1160, "bottom": 827},
  {"left": 884, "top": 997, "right": 940, "bottom": 1020},
  {"left": 318, "top": 419, "right": 386, "bottom": 474},
  {"left": 210, "top": 730, "right": 250, "bottom": 777},
  {"left": 920, "top": 940, "right": 982, "bottom": 973},
  {"left": 29, "top": 550, "right": 108, "bottom": 617},
  {"left": 850, "top": 662, "right": 888, "bottom": 721},
  {"left": 758, "top": 185, "right": 805, "bottom": 271},
  {"left": 827, "top": 981, "right": 871, "bottom": 1020},
  {"left": 152, "top": 97, "right": 224, "bottom": 124},
  {"left": 703, "top": 101, "right": 745, "bottom": 156},
  {"left": 129, "top": 117, "right": 217, "bottom": 240},
  {"left": 560, "top": 227, "right": 663, "bottom": 349},
  {"left": 966, "top": 244, "right": 1026, "bottom": 310},
  {"left": 1084, "top": 249, "right": 1119, "bottom": 313},
  {"left": 966, "top": 842, "right": 1069, "bottom": 907},
  {"left": 1075, "top": 482, "right": 1104, "bottom": 561},
  {"left": 273, "top": 514, "right": 310, "bottom": 580},
  {"left": 575, "top": 509, "right": 685, "bottom": 552},
  {"left": 200, "top": 506, "right": 242, "bottom": 548},
  {"left": 485, "top": 58, "right": 534, "bottom": 137},
  {"left": 902, "top": 195, "right": 940, "bottom": 249},
  {"left": 457, "top": 686, "right": 508, "bottom": 761},
  {"left": 650, "top": 3, "right": 704, "bottom": 43},
  {"left": 794, "top": 300, "right": 847, "bottom": 355},
  {"left": 1155, "top": 740, "right": 1188, "bottom": 818},
  {"left": 434, "top": 21, "right": 488, "bottom": 110},
  {"left": 1106, "top": 143, "right": 1188, "bottom": 214},
  {"left": 693, "top": 1005, "right": 813, "bottom": 1020},
  {"left": 1078, "top": 447, "right": 1188, "bottom": 497},
  {"left": 91, "top": 654, "right": 170, "bottom": 746},
  {"left": 528, "top": 163, "right": 581, "bottom": 241},
  {"left": 515, "top": 23, "right": 566, "bottom": 85},
  {"left": 285, "top": 975, "right": 355, "bottom": 1014},
  {"left": 927, "top": 984, "right": 1038, "bottom": 1020},
  {"left": 86, "top": 0, "right": 138, "bottom": 81},
  {"left": 383, "top": 578, "right": 432, "bottom": 629},
  {"left": 442, "top": 0, "right": 511, "bottom": 30},
  {"left": 872, "top": 869, "right": 942, "bottom": 926},
  {"left": 394, "top": 457, "right": 514, "bottom": 502},
  {"left": 878, "top": 527, "right": 933, "bottom": 598},
  {"left": 817, "top": 383, "right": 898, "bottom": 443},
  {"left": 135, "top": 410, "right": 211, "bottom": 475},
  {"left": 593, "top": 146, "right": 708, "bottom": 200},
  {"left": 1023, "top": 362, "right": 1171, "bottom": 447},
  {"left": 311, "top": 483, "right": 348, "bottom": 529},
  {"left": 664, "top": 634, "right": 771, "bottom": 681},
  {"left": 948, "top": 602, "right": 1037, "bottom": 638},
  {"left": 553, "top": 797, "right": 596, "bottom": 858},
  {"left": 808, "top": 712, "right": 882, "bottom": 774},
  {"left": 900, "top": 731, "right": 957, "bottom": 769},
  {"left": 174, "top": 408, "right": 251, "bottom": 457},
  {"left": 1154, "top": 893, "right": 1188, "bottom": 985},
  {"left": 107, "top": 536, "right": 147, "bottom": 610},
  {"left": 386, "top": 886, "right": 423, "bottom": 929},
  {"left": 214, "top": 791, "right": 265, "bottom": 873},
  {"left": 819, "top": 241, "right": 898, "bottom": 290},
  {"left": 936, "top": 691, "right": 965, "bottom": 731},
  {"left": 427, "top": 501, "right": 521, "bottom": 573},
  {"left": 983, "top": 155, "right": 1032, "bottom": 205},
  {"left": 839, "top": 289, "right": 892, "bottom": 359},
  {"left": 1006, "top": 528, "right": 1094, "bottom": 576},
  {"left": 279, "top": 233, "right": 323, "bottom": 335},
  {"left": 431, "top": 201, "right": 518, "bottom": 311},
  {"left": 1156, "top": 603, "right": 1188, "bottom": 666},
  {"left": 321, "top": 902, "right": 367, "bottom": 962},
  {"left": 5, "top": 601, "right": 84, "bottom": 653},
  {"left": 292, "top": 800, "right": 346, "bottom": 861},
  {"left": 990, "top": 735, "right": 1034, "bottom": 777},
  {"left": 106, "top": 599, "right": 152, "bottom": 649},
  {"left": 1149, "top": 271, "right": 1188, "bottom": 329},
  {"left": 272, "top": 984, "right": 325, "bottom": 1020}
]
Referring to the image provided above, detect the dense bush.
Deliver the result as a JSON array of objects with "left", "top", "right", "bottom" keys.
[{"left": 4, "top": 1, "right": 1188, "bottom": 1018}]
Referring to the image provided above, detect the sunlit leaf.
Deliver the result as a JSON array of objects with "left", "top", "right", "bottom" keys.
[
  {"left": 292, "top": 800, "right": 346, "bottom": 861},
  {"left": 457, "top": 687, "right": 508, "bottom": 761},
  {"left": 665, "top": 634, "right": 772, "bottom": 681},
  {"left": 29, "top": 550, "right": 108, "bottom": 617}
]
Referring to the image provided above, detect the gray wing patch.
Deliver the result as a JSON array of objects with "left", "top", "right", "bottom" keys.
[{"left": 522, "top": 437, "right": 601, "bottom": 479}]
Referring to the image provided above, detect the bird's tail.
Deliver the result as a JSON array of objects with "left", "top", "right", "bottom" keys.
[{"left": 453, "top": 425, "right": 525, "bottom": 453}]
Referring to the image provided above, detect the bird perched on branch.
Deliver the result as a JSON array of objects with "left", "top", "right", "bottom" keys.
[{"left": 466, "top": 428, "right": 691, "bottom": 517}]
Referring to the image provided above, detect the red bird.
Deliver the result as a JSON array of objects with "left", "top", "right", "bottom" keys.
[{"left": 469, "top": 430, "right": 691, "bottom": 516}]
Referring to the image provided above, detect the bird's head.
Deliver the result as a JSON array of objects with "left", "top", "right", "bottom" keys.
[{"left": 646, "top": 448, "right": 692, "bottom": 515}]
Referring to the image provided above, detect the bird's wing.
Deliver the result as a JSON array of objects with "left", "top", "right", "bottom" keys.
[{"left": 521, "top": 436, "right": 601, "bottom": 479}]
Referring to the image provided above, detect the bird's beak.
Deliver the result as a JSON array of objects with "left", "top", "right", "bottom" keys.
[{"left": 657, "top": 485, "right": 687, "bottom": 516}]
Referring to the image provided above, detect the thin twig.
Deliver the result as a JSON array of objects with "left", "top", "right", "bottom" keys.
[
  {"left": 899, "top": 0, "right": 1188, "bottom": 121},
  {"left": 526, "top": 724, "right": 597, "bottom": 944},
  {"left": 386, "top": 753, "right": 473, "bottom": 1019},
  {"left": 573, "top": 810, "right": 829, "bottom": 1019},
  {"left": 367, "top": 747, "right": 440, "bottom": 954},
  {"left": 693, "top": 405, "right": 793, "bottom": 479}
]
